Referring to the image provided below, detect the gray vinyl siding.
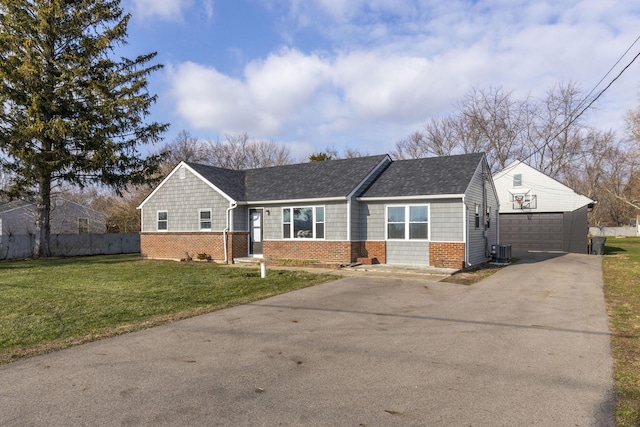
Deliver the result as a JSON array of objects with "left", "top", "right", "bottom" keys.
[
  {"left": 358, "top": 199, "right": 463, "bottom": 242},
  {"left": 464, "top": 160, "right": 499, "bottom": 266},
  {"left": 350, "top": 157, "right": 392, "bottom": 241},
  {"left": 141, "top": 167, "right": 231, "bottom": 232},
  {"left": 357, "top": 202, "right": 386, "bottom": 241},
  {"left": 232, "top": 207, "right": 248, "bottom": 232},
  {"left": 386, "top": 240, "right": 429, "bottom": 265},
  {"left": 430, "top": 199, "right": 464, "bottom": 241},
  {"left": 261, "top": 201, "right": 348, "bottom": 241},
  {"left": 262, "top": 204, "right": 282, "bottom": 240}
]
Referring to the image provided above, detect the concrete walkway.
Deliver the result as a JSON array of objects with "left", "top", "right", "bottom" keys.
[{"left": 0, "top": 253, "right": 614, "bottom": 426}]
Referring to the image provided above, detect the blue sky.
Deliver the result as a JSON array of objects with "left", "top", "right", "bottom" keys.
[{"left": 121, "top": 0, "right": 640, "bottom": 159}]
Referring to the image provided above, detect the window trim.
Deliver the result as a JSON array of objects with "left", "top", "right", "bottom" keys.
[
  {"left": 282, "top": 206, "right": 326, "bottom": 240},
  {"left": 474, "top": 204, "right": 480, "bottom": 228},
  {"left": 385, "top": 204, "right": 430, "bottom": 241},
  {"left": 157, "top": 210, "right": 168, "bottom": 232},
  {"left": 78, "top": 217, "right": 89, "bottom": 234},
  {"left": 513, "top": 173, "right": 522, "bottom": 187},
  {"left": 199, "top": 208, "right": 212, "bottom": 231}
]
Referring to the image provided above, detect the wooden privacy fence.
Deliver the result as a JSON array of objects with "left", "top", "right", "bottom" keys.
[{"left": 0, "top": 233, "right": 140, "bottom": 259}]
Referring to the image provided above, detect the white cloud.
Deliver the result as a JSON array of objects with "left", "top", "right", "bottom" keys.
[
  {"left": 167, "top": 0, "right": 640, "bottom": 151},
  {"left": 129, "top": 0, "right": 193, "bottom": 21}
]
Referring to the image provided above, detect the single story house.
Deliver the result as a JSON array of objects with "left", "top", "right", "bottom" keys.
[
  {"left": 138, "top": 153, "right": 499, "bottom": 269},
  {"left": 0, "top": 197, "right": 107, "bottom": 236},
  {"left": 493, "top": 160, "right": 594, "bottom": 253}
]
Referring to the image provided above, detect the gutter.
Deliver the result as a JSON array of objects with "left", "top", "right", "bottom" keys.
[{"left": 223, "top": 202, "right": 238, "bottom": 264}]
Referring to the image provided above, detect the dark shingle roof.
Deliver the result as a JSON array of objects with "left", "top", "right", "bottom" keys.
[
  {"left": 359, "top": 153, "right": 485, "bottom": 198},
  {"left": 187, "top": 154, "right": 389, "bottom": 202},
  {"left": 186, "top": 163, "right": 246, "bottom": 201}
]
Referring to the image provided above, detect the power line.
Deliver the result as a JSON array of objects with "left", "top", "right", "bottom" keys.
[{"left": 520, "top": 36, "right": 640, "bottom": 165}]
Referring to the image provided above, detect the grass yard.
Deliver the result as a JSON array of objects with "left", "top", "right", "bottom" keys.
[
  {"left": 603, "top": 237, "right": 640, "bottom": 427},
  {"left": 0, "top": 254, "right": 335, "bottom": 364}
]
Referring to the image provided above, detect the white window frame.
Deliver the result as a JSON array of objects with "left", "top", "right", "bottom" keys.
[
  {"left": 157, "top": 210, "right": 168, "bottom": 231},
  {"left": 282, "top": 206, "right": 326, "bottom": 240},
  {"left": 199, "top": 208, "right": 212, "bottom": 231},
  {"left": 385, "top": 204, "right": 430, "bottom": 241},
  {"left": 513, "top": 173, "right": 522, "bottom": 187}
]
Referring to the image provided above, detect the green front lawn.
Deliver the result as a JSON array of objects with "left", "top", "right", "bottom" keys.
[
  {"left": 0, "top": 255, "right": 335, "bottom": 363},
  {"left": 603, "top": 237, "right": 640, "bottom": 427}
]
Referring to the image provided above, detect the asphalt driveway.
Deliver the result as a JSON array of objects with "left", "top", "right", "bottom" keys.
[{"left": 0, "top": 253, "right": 614, "bottom": 426}]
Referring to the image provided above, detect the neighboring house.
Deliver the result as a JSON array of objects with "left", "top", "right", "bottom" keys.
[
  {"left": 493, "top": 161, "right": 594, "bottom": 254},
  {"left": 0, "top": 198, "right": 108, "bottom": 236},
  {"left": 138, "top": 153, "right": 499, "bottom": 269}
]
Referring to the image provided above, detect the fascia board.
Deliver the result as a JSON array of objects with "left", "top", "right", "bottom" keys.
[
  {"left": 244, "top": 197, "right": 346, "bottom": 205},
  {"left": 357, "top": 194, "right": 464, "bottom": 202}
]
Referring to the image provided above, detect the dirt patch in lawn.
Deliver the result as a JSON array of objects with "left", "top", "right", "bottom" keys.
[{"left": 440, "top": 263, "right": 507, "bottom": 285}]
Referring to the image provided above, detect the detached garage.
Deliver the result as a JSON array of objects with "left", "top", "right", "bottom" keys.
[{"left": 493, "top": 161, "right": 594, "bottom": 254}]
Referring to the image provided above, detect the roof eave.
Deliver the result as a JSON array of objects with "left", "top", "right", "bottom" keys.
[
  {"left": 357, "top": 194, "right": 465, "bottom": 202},
  {"left": 244, "top": 196, "right": 347, "bottom": 205}
]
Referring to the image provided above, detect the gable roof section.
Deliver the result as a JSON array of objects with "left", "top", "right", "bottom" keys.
[
  {"left": 244, "top": 155, "right": 389, "bottom": 202},
  {"left": 178, "top": 155, "right": 390, "bottom": 203},
  {"left": 359, "top": 153, "right": 485, "bottom": 199},
  {"left": 493, "top": 160, "right": 594, "bottom": 212},
  {"left": 186, "top": 163, "right": 247, "bottom": 201}
]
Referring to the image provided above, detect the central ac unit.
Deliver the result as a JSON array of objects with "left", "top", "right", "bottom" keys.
[{"left": 490, "top": 244, "right": 511, "bottom": 262}]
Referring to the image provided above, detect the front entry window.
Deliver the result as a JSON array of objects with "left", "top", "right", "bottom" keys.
[{"left": 282, "top": 206, "right": 325, "bottom": 239}]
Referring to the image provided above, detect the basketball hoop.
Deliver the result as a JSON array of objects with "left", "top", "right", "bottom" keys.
[{"left": 514, "top": 195, "right": 524, "bottom": 209}]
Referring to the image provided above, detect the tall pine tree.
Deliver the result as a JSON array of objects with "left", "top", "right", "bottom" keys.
[{"left": 0, "top": 0, "right": 167, "bottom": 257}]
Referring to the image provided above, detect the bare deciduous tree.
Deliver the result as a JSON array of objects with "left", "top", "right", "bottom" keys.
[
  {"left": 159, "top": 130, "right": 210, "bottom": 172},
  {"left": 207, "top": 133, "right": 292, "bottom": 169}
]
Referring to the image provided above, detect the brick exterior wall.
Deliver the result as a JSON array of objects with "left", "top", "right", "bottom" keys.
[
  {"left": 140, "top": 232, "right": 248, "bottom": 262},
  {"left": 142, "top": 233, "right": 465, "bottom": 268},
  {"left": 264, "top": 240, "right": 352, "bottom": 263},
  {"left": 351, "top": 241, "right": 386, "bottom": 264},
  {"left": 429, "top": 242, "right": 466, "bottom": 269}
]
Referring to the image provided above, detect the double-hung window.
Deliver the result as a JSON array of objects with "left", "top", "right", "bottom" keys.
[
  {"left": 282, "top": 206, "right": 325, "bottom": 239},
  {"left": 199, "top": 209, "right": 212, "bottom": 230},
  {"left": 386, "top": 205, "right": 429, "bottom": 240},
  {"left": 157, "top": 211, "right": 168, "bottom": 231}
]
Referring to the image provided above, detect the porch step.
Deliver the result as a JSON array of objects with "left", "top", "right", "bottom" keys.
[{"left": 233, "top": 257, "right": 262, "bottom": 264}]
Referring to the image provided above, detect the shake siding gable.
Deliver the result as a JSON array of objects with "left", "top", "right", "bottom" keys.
[{"left": 141, "top": 168, "right": 231, "bottom": 232}]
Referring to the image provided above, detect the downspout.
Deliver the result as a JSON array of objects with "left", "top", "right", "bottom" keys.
[
  {"left": 346, "top": 197, "right": 352, "bottom": 242},
  {"left": 223, "top": 202, "right": 237, "bottom": 264},
  {"left": 462, "top": 196, "right": 469, "bottom": 267}
]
